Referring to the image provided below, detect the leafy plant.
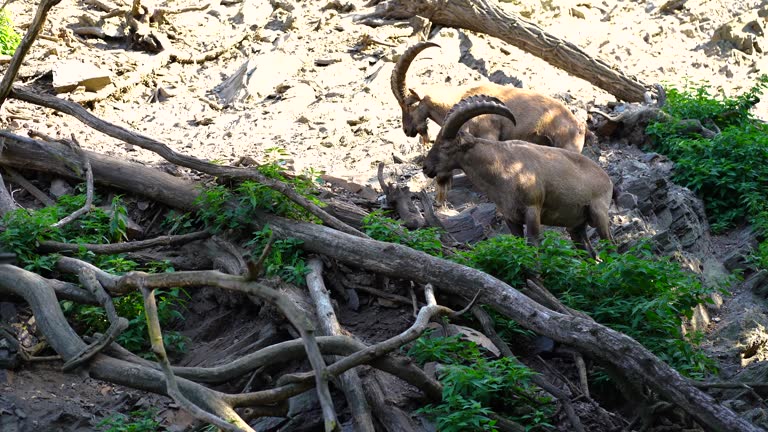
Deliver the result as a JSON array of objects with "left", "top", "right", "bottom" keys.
[
  {"left": 361, "top": 210, "right": 443, "bottom": 256},
  {"left": 0, "top": 9, "right": 20, "bottom": 56},
  {"left": 646, "top": 76, "right": 768, "bottom": 269},
  {"left": 456, "top": 233, "right": 719, "bottom": 378},
  {"left": 246, "top": 226, "right": 309, "bottom": 285},
  {"left": 408, "top": 331, "right": 553, "bottom": 431},
  {"left": 98, "top": 409, "right": 163, "bottom": 432}
]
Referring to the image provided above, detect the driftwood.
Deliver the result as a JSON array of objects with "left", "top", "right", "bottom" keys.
[
  {"left": 356, "top": 0, "right": 651, "bottom": 102},
  {"left": 377, "top": 162, "right": 426, "bottom": 229}
]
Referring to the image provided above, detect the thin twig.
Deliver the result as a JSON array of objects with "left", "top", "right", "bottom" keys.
[
  {"left": 52, "top": 136, "right": 93, "bottom": 228},
  {"left": 40, "top": 231, "right": 211, "bottom": 254},
  {"left": 246, "top": 230, "right": 274, "bottom": 281},
  {"left": 4, "top": 167, "right": 55, "bottom": 206},
  {"left": 62, "top": 268, "right": 129, "bottom": 371},
  {"left": 0, "top": 0, "right": 62, "bottom": 108}
]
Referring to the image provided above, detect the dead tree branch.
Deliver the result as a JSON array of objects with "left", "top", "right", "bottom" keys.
[
  {"left": 61, "top": 268, "right": 129, "bottom": 372},
  {"left": 39, "top": 231, "right": 211, "bottom": 254},
  {"left": 0, "top": 0, "right": 62, "bottom": 108},
  {"left": 7, "top": 87, "right": 366, "bottom": 238},
  {"left": 0, "top": 172, "right": 17, "bottom": 216},
  {"left": 52, "top": 136, "right": 93, "bottom": 228},
  {"left": 355, "top": 0, "right": 650, "bottom": 102},
  {"left": 4, "top": 167, "right": 55, "bottom": 206},
  {"left": 306, "top": 258, "right": 375, "bottom": 432}
]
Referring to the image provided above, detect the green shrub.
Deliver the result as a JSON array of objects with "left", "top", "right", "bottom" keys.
[
  {"left": 246, "top": 226, "right": 309, "bottom": 286},
  {"left": 456, "top": 233, "right": 719, "bottom": 378},
  {"left": 408, "top": 331, "right": 553, "bottom": 431},
  {"left": 646, "top": 76, "right": 768, "bottom": 268},
  {"left": 98, "top": 409, "right": 163, "bottom": 432},
  {"left": 0, "top": 10, "right": 20, "bottom": 56},
  {"left": 0, "top": 192, "right": 188, "bottom": 356},
  {"left": 361, "top": 210, "right": 443, "bottom": 256}
]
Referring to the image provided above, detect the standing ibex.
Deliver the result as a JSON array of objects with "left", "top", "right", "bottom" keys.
[
  {"left": 391, "top": 42, "right": 587, "bottom": 153},
  {"left": 422, "top": 95, "right": 614, "bottom": 257}
]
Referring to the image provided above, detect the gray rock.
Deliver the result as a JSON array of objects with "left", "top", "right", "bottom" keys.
[
  {"left": 52, "top": 60, "right": 112, "bottom": 94},
  {"left": 746, "top": 270, "right": 768, "bottom": 297},
  {"left": 49, "top": 178, "right": 73, "bottom": 198}
]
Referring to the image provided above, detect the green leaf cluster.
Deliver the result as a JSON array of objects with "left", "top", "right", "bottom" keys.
[
  {"left": 0, "top": 192, "right": 188, "bottom": 356},
  {"left": 98, "top": 409, "right": 163, "bottom": 432},
  {"left": 457, "top": 233, "right": 719, "bottom": 378},
  {"left": 361, "top": 210, "right": 443, "bottom": 256},
  {"left": 191, "top": 157, "right": 324, "bottom": 233},
  {"left": 646, "top": 76, "right": 768, "bottom": 268},
  {"left": 246, "top": 226, "right": 309, "bottom": 286},
  {"left": 409, "top": 332, "right": 553, "bottom": 431},
  {"left": 0, "top": 9, "right": 20, "bottom": 56}
]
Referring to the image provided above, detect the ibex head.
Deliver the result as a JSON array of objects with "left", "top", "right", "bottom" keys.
[
  {"left": 391, "top": 41, "right": 440, "bottom": 143},
  {"left": 423, "top": 95, "right": 517, "bottom": 179}
]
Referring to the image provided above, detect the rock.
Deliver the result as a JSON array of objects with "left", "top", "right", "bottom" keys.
[
  {"left": 488, "top": 70, "right": 524, "bottom": 87},
  {"left": 49, "top": 178, "right": 73, "bottom": 198},
  {"left": 265, "top": 9, "right": 294, "bottom": 31},
  {"left": 52, "top": 60, "right": 111, "bottom": 93},
  {"left": 616, "top": 192, "right": 637, "bottom": 210},
  {"left": 711, "top": 12, "right": 766, "bottom": 55},
  {"left": 746, "top": 270, "right": 768, "bottom": 297}
]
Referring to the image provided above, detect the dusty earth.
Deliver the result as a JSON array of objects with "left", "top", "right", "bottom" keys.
[{"left": 2, "top": 0, "right": 768, "bottom": 430}]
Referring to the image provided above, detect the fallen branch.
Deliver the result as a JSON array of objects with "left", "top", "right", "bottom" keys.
[
  {"left": 0, "top": 172, "right": 17, "bottom": 215},
  {"left": 4, "top": 167, "right": 55, "bottom": 206},
  {"left": 0, "top": 0, "right": 62, "bottom": 108},
  {"left": 39, "top": 231, "right": 211, "bottom": 254},
  {"left": 140, "top": 284, "right": 247, "bottom": 431},
  {"left": 306, "top": 258, "right": 375, "bottom": 432},
  {"left": 8, "top": 87, "right": 366, "bottom": 238},
  {"left": 52, "top": 135, "right": 93, "bottom": 229},
  {"left": 355, "top": 0, "right": 650, "bottom": 102},
  {"left": 61, "top": 268, "right": 129, "bottom": 372}
]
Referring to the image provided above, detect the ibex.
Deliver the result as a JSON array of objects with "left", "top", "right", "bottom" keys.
[
  {"left": 391, "top": 41, "right": 587, "bottom": 153},
  {"left": 422, "top": 95, "right": 614, "bottom": 257}
]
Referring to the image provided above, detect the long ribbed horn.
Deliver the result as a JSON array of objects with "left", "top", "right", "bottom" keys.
[
  {"left": 440, "top": 95, "right": 517, "bottom": 139},
  {"left": 391, "top": 41, "right": 440, "bottom": 107}
]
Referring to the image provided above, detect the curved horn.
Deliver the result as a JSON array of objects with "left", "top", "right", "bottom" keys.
[
  {"left": 390, "top": 41, "right": 440, "bottom": 107},
  {"left": 440, "top": 95, "right": 517, "bottom": 139}
]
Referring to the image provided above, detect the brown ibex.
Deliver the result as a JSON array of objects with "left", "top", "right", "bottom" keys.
[
  {"left": 422, "top": 95, "right": 614, "bottom": 257},
  {"left": 391, "top": 42, "right": 587, "bottom": 153}
]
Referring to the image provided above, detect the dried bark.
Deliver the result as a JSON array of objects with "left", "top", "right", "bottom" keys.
[{"left": 356, "top": 0, "right": 650, "bottom": 102}]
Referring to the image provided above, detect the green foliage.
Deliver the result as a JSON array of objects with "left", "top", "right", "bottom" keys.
[
  {"left": 408, "top": 331, "right": 553, "bottom": 431},
  {"left": 361, "top": 210, "right": 443, "bottom": 256},
  {"left": 457, "top": 233, "right": 719, "bottom": 379},
  {"left": 0, "top": 10, "right": 20, "bottom": 56},
  {"left": 0, "top": 191, "right": 188, "bottom": 357},
  {"left": 98, "top": 409, "right": 163, "bottom": 432},
  {"left": 246, "top": 226, "right": 309, "bottom": 285},
  {"left": 192, "top": 150, "right": 324, "bottom": 233},
  {"left": 646, "top": 76, "right": 768, "bottom": 268}
]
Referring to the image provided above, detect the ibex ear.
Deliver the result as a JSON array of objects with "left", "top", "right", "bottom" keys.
[{"left": 405, "top": 88, "right": 421, "bottom": 105}]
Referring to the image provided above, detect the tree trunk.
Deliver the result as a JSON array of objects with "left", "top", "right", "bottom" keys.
[{"left": 358, "top": 0, "right": 649, "bottom": 102}]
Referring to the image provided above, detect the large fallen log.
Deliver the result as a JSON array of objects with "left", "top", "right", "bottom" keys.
[
  {"left": 356, "top": 0, "right": 650, "bottom": 102},
  {"left": 0, "top": 132, "right": 760, "bottom": 431}
]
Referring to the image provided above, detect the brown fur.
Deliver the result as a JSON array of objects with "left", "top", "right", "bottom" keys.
[
  {"left": 404, "top": 83, "right": 586, "bottom": 153},
  {"left": 422, "top": 101, "right": 613, "bottom": 257}
]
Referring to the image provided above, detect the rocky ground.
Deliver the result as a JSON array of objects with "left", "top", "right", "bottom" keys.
[{"left": 2, "top": 0, "right": 768, "bottom": 430}]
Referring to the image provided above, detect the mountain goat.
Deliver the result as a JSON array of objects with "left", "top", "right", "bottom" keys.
[{"left": 422, "top": 95, "right": 614, "bottom": 257}]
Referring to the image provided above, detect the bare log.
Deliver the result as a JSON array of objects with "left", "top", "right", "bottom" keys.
[
  {"left": 306, "top": 258, "right": 375, "bottom": 432},
  {"left": 0, "top": 131, "right": 200, "bottom": 210},
  {"left": 356, "top": 0, "right": 649, "bottom": 102},
  {"left": 52, "top": 136, "right": 93, "bottom": 228}
]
